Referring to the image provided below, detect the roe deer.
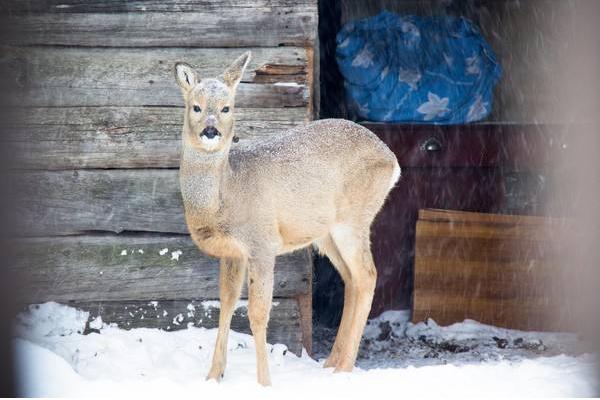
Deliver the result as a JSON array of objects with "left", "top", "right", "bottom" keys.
[{"left": 174, "top": 52, "right": 400, "bottom": 386}]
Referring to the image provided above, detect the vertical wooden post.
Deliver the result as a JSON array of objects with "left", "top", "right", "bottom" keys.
[{"left": 295, "top": 251, "right": 313, "bottom": 355}]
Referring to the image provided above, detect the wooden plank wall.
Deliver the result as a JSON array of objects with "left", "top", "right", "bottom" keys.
[
  {"left": 2, "top": 0, "right": 318, "bottom": 355},
  {"left": 412, "top": 209, "right": 581, "bottom": 331}
]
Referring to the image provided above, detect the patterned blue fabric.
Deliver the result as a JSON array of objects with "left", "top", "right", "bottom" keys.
[{"left": 336, "top": 12, "right": 502, "bottom": 124}]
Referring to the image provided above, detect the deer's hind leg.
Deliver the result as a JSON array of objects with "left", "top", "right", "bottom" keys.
[
  {"left": 327, "top": 162, "right": 395, "bottom": 372},
  {"left": 314, "top": 235, "right": 356, "bottom": 369},
  {"left": 329, "top": 225, "right": 377, "bottom": 372},
  {"left": 207, "top": 258, "right": 246, "bottom": 381}
]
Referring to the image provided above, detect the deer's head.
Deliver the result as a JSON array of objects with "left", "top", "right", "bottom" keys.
[{"left": 174, "top": 52, "right": 251, "bottom": 153}]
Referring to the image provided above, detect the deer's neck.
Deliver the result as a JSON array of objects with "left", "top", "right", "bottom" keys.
[{"left": 180, "top": 145, "right": 232, "bottom": 217}]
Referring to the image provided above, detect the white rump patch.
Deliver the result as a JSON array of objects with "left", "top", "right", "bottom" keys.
[{"left": 389, "top": 162, "right": 401, "bottom": 191}]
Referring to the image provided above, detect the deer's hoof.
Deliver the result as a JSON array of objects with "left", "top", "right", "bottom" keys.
[
  {"left": 206, "top": 369, "right": 224, "bottom": 382},
  {"left": 257, "top": 376, "right": 272, "bottom": 387},
  {"left": 323, "top": 357, "right": 337, "bottom": 369},
  {"left": 333, "top": 363, "right": 354, "bottom": 373}
]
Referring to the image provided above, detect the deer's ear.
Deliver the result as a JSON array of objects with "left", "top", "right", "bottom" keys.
[
  {"left": 222, "top": 51, "right": 251, "bottom": 89},
  {"left": 174, "top": 62, "right": 197, "bottom": 93}
]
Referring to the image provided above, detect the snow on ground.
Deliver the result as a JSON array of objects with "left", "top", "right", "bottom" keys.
[
  {"left": 13, "top": 302, "right": 599, "bottom": 397},
  {"left": 315, "top": 310, "right": 593, "bottom": 370}
]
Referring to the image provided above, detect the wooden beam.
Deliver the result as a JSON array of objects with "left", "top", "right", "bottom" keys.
[
  {"left": 418, "top": 208, "right": 566, "bottom": 226},
  {"left": 14, "top": 169, "right": 187, "bottom": 235},
  {"left": 0, "top": 3, "right": 317, "bottom": 47},
  {"left": 15, "top": 78, "right": 306, "bottom": 109},
  {"left": 295, "top": 293, "right": 313, "bottom": 356},
  {"left": 2, "top": 46, "right": 309, "bottom": 108},
  {"left": 12, "top": 235, "right": 312, "bottom": 303},
  {"left": 74, "top": 298, "right": 304, "bottom": 355},
  {"left": 12, "top": 169, "right": 341, "bottom": 236},
  {"left": 6, "top": 107, "right": 307, "bottom": 169},
  {"left": 1, "top": 0, "right": 317, "bottom": 15}
]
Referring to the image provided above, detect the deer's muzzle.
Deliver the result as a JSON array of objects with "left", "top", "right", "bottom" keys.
[{"left": 201, "top": 127, "right": 221, "bottom": 139}]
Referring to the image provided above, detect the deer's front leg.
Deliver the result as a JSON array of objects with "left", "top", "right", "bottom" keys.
[
  {"left": 247, "top": 253, "right": 275, "bottom": 386},
  {"left": 207, "top": 258, "right": 246, "bottom": 382}
]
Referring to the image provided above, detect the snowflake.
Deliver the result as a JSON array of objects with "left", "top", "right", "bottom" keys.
[
  {"left": 355, "top": 101, "right": 370, "bottom": 117},
  {"left": 380, "top": 66, "right": 390, "bottom": 80},
  {"left": 401, "top": 21, "right": 420, "bottom": 47},
  {"left": 171, "top": 250, "right": 183, "bottom": 261},
  {"left": 338, "top": 37, "right": 351, "bottom": 49},
  {"left": 443, "top": 53, "right": 454, "bottom": 67},
  {"left": 351, "top": 45, "right": 375, "bottom": 68},
  {"left": 383, "top": 109, "right": 395, "bottom": 122},
  {"left": 398, "top": 68, "right": 421, "bottom": 90},
  {"left": 417, "top": 92, "right": 450, "bottom": 121},
  {"left": 466, "top": 54, "right": 481, "bottom": 75},
  {"left": 401, "top": 21, "right": 419, "bottom": 35},
  {"left": 466, "top": 95, "right": 489, "bottom": 122}
]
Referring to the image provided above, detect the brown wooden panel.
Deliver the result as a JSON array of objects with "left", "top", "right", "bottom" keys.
[
  {"left": 419, "top": 208, "right": 557, "bottom": 225},
  {"left": 12, "top": 235, "right": 312, "bottom": 303},
  {"left": 73, "top": 298, "right": 304, "bottom": 355},
  {"left": 411, "top": 295, "right": 577, "bottom": 332},
  {"left": 416, "top": 219, "right": 570, "bottom": 241},
  {"left": 5, "top": 107, "right": 307, "bottom": 169},
  {"left": 412, "top": 209, "right": 579, "bottom": 331},
  {"left": 414, "top": 261, "right": 568, "bottom": 301},
  {"left": 415, "top": 237, "right": 560, "bottom": 264},
  {"left": 363, "top": 123, "right": 571, "bottom": 170},
  {"left": 0, "top": 1, "right": 317, "bottom": 47}
]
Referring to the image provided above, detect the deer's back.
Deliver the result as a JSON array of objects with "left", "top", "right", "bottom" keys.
[
  {"left": 231, "top": 119, "right": 395, "bottom": 177},
  {"left": 229, "top": 118, "right": 397, "bottom": 230}
]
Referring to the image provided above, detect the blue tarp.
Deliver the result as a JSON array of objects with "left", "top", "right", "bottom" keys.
[{"left": 336, "top": 12, "right": 502, "bottom": 124}]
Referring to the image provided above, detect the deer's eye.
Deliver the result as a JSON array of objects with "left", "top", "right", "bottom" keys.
[
  {"left": 221, "top": 106, "right": 230, "bottom": 113},
  {"left": 193, "top": 105, "right": 201, "bottom": 113}
]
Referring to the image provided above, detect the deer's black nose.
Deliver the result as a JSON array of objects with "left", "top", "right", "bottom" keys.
[{"left": 201, "top": 127, "right": 221, "bottom": 139}]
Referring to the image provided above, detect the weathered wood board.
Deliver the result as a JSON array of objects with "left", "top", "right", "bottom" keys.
[
  {"left": 3, "top": 46, "right": 308, "bottom": 88},
  {"left": 14, "top": 169, "right": 339, "bottom": 235},
  {"left": 15, "top": 169, "right": 186, "bottom": 235},
  {"left": 5, "top": 107, "right": 307, "bottom": 169},
  {"left": 412, "top": 208, "right": 580, "bottom": 331},
  {"left": 1, "top": 0, "right": 316, "bottom": 13},
  {"left": 3, "top": 45, "right": 307, "bottom": 107},
  {"left": 0, "top": 1, "right": 318, "bottom": 48},
  {"left": 18, "top": 77, "right": 302, "bottom": 108},
  {"left": 12, "top": 235, "right": 312, "bottom": 303},
  {"left": 74, "top": 298, "right": 303, "bottom": 355}
]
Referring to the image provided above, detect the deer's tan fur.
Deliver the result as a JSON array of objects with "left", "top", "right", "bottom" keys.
[{"left": 174, "top": 52, "right": 400, "bottom": 386}]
